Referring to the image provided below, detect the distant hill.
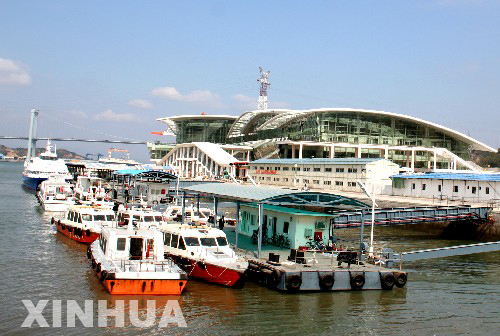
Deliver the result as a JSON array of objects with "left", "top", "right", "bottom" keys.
[
  {"left": 0, "top": 144, "right": 84, "bottom": 159},
  {"left": 471, "top": 150, "right": 500, "bottom": 168}
]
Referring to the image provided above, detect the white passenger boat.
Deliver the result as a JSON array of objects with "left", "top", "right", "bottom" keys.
[
  {"left": 162, "top": 223, "right": 247, "bottom": 288},
  {"left": 168, "top": 205, "right": 213, "bottom": 224},
  {"left": 74, "top": 174, "right": 113, "bottom": 207},
  {"left": 36, "top": 175, "right": 74, "bottom": 211},
  {"left": 88, "top": 223, "right": 188, "bottom": 295},
  {"left": 52, "top": 205, "right": 115, "bottom": 244},
  {"left": 116, "top": 206, "right": 169, "bottom": 229},
  {"left": 22, "top": 140, "right": 72, "bottom": 190}
]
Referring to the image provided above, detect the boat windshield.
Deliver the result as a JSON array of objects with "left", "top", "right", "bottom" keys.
[
  {"left": 200, "top": 237, "right": 217, "bottom": 247},
  {"left": 106, "top": 215, "right": 114, "bottom": 222},
  {"left": 94, "top": 214, "right": 106, "bottom": 221},
  {"left": 133, "top": 215, "right": 141, "bottom": 221},
  {"left": 154, "top": 216, "right": 164, "bottom": 222},
  {"left": 143, "top": 216, "right": 155, "bottom": 222},
  {"left": 216, "top": 237, "right": 228, "bottom": 246},
  {"left": 82, "top": 214, "right": 92, "bottom": 221},
  {"left": 184, "top": 237, "right": 200, "bottom": 246}
]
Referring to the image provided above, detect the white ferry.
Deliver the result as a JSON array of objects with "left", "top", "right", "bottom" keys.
[
  {"left": 88, "top": 224, "right": 188, "bottom": 295},
  {"left": 52, "top": 205, "right": 115, "bottom": 244},
  {"left": 22, "top": 140, "right": 72, "bottom": 190},
  {"left": 116, "top": 206, "right": 168, "bottom": 229},
  {"left": 74, "top": 174, "right": 113, "bottom": 207},
  {"left": 36, "top": 175, "right": 74, "bottom": 211},
  {"left": 162, "top": 223, "right": 247, "bottom": 288}
]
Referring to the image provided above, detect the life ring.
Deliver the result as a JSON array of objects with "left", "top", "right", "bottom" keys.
[
  {"left": 379, "top": 272, "right": 396, "bottom": 290},
  {"left": 99, "top": 270, "right": 107, "bottom": 282},
  {"left": 350, "top": 273, "right": 365, "bottom": 290},
  {"left": 86, "top": 246, "right": 91, "bottom": 259},
  {"left": 286, "top": 274, "right": 302, "bottom": 291},
  {"left": 91, "top": 259, "right": 96, "bottom": 269},
  {"left": 395, "top": 272, "right": 408, "bottom": 288},
  {"left": 318, "top": 272, "right": 335, "bottom": 289}
]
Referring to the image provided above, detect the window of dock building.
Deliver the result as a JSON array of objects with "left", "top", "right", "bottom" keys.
[
  {"left": 325, "top": 168, "right": 332, "bottom": 172},
  {"left": 486, "top": 187, "right": 490, "bottom": 194},
  {"left": 313, "top": 167, "right": 321, "bottom": 172},
  {"left": 453, "top": 186, "right": 459, "bottom": 192},
  {"left": 313, "top": 180, "right": 319, "bottom": 184},
  {"left": 303, "top": 179, "right": 310, "bottom": 183},
  {"left": 283, "top": 178, "right": 289, "bottom": 182},
  {"left": 412, "top": 183, "right": 416, "bottom": 190},
  {"left": 266, "top": 177, "right": 271, "bottom": 181},
  {"left": 283, "top": 222, "right": 289, "bottom": 234},
  {"left": 274, "top": 178, "right": 280, "bottom": 181},
  {"left": 303, "top": 167, "right": 310, "bottom": 171},
  {"left": 348, "top": 168, "right": 358, "bottom": 173},
  {"left": 335, "top": 181, "right": 343, "bottom": 186},
  {"left": 422, "top": 184, "right": 426, "bottom": 190},
  {"left": 472, "top": 186, "right": 477, "bottom": 194},
  {"left": 283, "top": 167, "right": 289, "bottom": 171},
  {"left": 336, "top": 168, "right": 344, "bottom": 173},
  {"left": 348, "top": 182, "right": 356, "bottom": 187},
  {"left": 324, "top": 181, "right": 331, "bottom": 185},
  {"left": 117, "top": 238, "right": 126, "bottom": 251},
  {"left": 438, "top": 185, "right": 442, "bottom": 192}
]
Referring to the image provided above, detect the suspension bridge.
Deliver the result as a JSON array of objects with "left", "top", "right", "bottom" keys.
[{"left": 0, "top": 136, "right": 146, "bottom": 145}]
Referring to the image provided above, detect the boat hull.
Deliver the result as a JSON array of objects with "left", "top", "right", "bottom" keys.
[
  {"left": 101, "top": 278, "right": 186, "bottom": 295},
  {"left": 54, "top": 219, "right": 100, "bottom": 244},
  {"left": 170, "top": 255, "right": 245, "bottom": 288},
  {"left": 22, "top": 175, "right": 46, "bottom": 190}
]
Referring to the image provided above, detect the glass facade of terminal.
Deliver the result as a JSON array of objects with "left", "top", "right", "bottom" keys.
[
  {"left": 175, "top": 118, "right": 235, "bottom": 144},
  {"left": 248, "top": 111, "right": 472, "bottom": 161}
]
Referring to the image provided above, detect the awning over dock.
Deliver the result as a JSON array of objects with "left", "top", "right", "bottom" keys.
[{"left": 182, "top": 183, "right": 369, "bottom": 208}]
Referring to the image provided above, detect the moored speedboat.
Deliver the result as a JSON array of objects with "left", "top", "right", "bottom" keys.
[
  {"left": 36, "top": 175, "right": 74, "bottom": 211},
  {"left": 52, "top": 205, "right": 115, "bottom": 244},
  {"left": 88, "top": 225, "right": 188, "bottom": 295},
  {"left": 22, "top": 140, "right": 72, "bottom": 190},
  {"left": 74, "top": 174, "right": 113, "bottom": 208},
  {"left": 161, "top": 223, "right": 247, "bottom": 288}
]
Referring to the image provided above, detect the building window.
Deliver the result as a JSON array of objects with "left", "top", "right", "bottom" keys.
[
  {"left": 283, "top": 178, "right": 288, "bottom": 182},
  {"left": 313, "top": 180, "right": 320, "bottom": 184},
  {"left": 303, "top": 179, "right": 310, "bottom": 183},
  {"left": 422, "top": 184, "right": 426, "bottom": 190},
  {"left": 266, "top": 177, "right": 271, "bottom": 181},
  {"left": 486, "top": 187, "right": 490, "bottom": 194},
  {"left": 438, "top": 185, "right": 442, "bottom": 192},
  {"left": 453, "top": 186, "right": 458, "bottom": 192},
  {"left": 412, "top": 183, "right": 415, "bottom": 190},
  {"left": 324, "top": 181, "right": 331, "bottom": 185},
  {"left": 303, "top": 167, "right": 310, "bottom": 172},
  {"left": 348, "top": 182, "right": 356, "bottom": 187},
  {"left": 283, "top": 167, "right": 289, "bottom": 171},
  {"left": 348, "top": 168, "right": 358, "bottom": 173},
  {"left": 325, "top": 168, "right": 332, "bottom": 172},
  {"left": 471, "top": 186, "right": 477, "bottom": 194},
  {"left": 335, "top": 181, "right": 344, "bottom": 186},
  {"left": 336, "top": 168, "right": 344, "bottom": 173},
  {"left": 283, "top": 222, "right": 289, "bottom": 234},
  {"left": 313, "top": 168, "right": 321, "bottom": 172},
  {"left": 295, "top": 179, "right": 300, "bottom": 183},
  {"left": 274, "top": 178, "right": 280, "bottom": 181}
]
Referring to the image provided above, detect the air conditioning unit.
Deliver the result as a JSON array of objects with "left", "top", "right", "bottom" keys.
[{"left": 315, "top": 221, "right": 326, "bottom": 229}]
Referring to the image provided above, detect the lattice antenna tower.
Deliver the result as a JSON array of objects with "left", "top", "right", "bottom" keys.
[{"left": 257, "top": 67, "right": 271, "bottom": 110}]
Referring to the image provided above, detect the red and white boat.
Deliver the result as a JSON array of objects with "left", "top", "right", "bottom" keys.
[
  {"left": 88, "top": 224, "right": 188, "bottom": 295},
  {"left": 161, "top": 223, "right": 248, "bottom": 288},
  {"left": 52, "top": 205, "right": 115, "bottom": 244},
  {"left": 36, "top": 175, "right": 74, "bottom": 211},
  {"left": 74, "top": 174, "right": 113, "bottom": 208}
]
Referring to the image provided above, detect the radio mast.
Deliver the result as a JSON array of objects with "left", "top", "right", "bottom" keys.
[{"left": 257, "top": 67, "right": 270, "bottom": 110}]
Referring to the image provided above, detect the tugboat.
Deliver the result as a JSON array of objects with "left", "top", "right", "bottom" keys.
[
  {"left": 36, "top": 175, "right": 74, "bottom": 211},
  {"left": 22, "top": 140, "right": 72, "bottom": 190},
  {"left": 161, "top": 223, "right": 247, "bottom": 288},
  {"left": 88, "top": 223, "right": 188, "bottom": 295},
  {"left": 52, "top": 205, "right": 115, "bottom": 244}
]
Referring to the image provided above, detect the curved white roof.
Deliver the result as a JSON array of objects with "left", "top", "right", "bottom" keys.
[{"left": 253, "top": 108, "right": 495, "bottom": 152}]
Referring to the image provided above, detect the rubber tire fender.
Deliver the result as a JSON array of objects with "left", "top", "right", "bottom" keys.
[
  {"left": 271, "top": 270, "right": 282, "bottom": 286},
  {"left": 86, "top": 245, "right": 92, "bottom": 259},
  {"left": 380, "top": 272, "right": 396, "bottom": 290},
  {"left": 318, "top": 272, "right": 335, "bottom": 289},
  {"left": 395, "top": 272, "right": 408, "bottom": 288},
  {"left": 96, "top": 263, "right": 102, "bottom": 274},
  {"left": 99, "top": 270, "right": 107, "bottom": 282},
  {"left": 350, "top": 273, "right": 365, "bottom": 290},
  {"left": 286, "top": 274, "right": 302, "bottom": 291}
]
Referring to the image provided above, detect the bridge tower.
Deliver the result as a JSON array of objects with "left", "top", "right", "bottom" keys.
[
  {"left": 26, "top": 109, "right": 39, "bottom": 162},
  {"left": 257, "top": 67, "right": 270, "bottom": 110}
]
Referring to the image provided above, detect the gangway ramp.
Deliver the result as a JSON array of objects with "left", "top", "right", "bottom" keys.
[{"left": 399, "top": 241, "right": 500, "bottom": 262}]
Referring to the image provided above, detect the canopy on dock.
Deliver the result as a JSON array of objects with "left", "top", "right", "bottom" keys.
[
  {"left": 113, "top": 169, "right": 177, "bottom": 182},
  {"left": 182, "top": 183, "right": 368, "bottom": 208}
]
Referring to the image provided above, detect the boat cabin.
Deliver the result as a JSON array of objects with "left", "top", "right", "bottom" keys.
[
  {"left": 116, "top": 207, "right": 168, "bottom": 228},
  {"left": 64, "top": 205, "right": 116, "bottom": 230},
  {"left": 100, "top": 227, "right": 165, "bottom": 261}
]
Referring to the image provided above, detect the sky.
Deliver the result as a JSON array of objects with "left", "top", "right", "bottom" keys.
[{"left": 1, "top": 0, "right": 499, "bottom": 162}]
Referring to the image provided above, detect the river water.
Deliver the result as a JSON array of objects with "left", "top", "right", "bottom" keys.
[{"left": 1, "top": 162, "right": 499, "bottom": 335}]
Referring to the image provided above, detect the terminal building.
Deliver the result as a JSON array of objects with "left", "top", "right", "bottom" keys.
[{"left": 153, "top": 108, "right": 496, "bottom": 178}]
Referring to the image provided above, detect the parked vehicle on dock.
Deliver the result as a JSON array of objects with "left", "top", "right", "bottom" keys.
[
  {"left": 88, "top": 225, "right": 188, "bottom": 295},
  {"left": 52, "top": 205, "right": 115, "bottom": 244},
  {"left": 36, "top": 175, "right": 74, "bottom": 211},
  {"left": 161, "top": 223, "right": 248, "bottom": 288}
]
